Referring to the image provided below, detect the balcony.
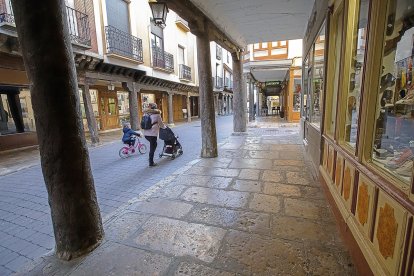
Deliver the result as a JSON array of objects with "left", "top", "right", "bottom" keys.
[
  {"left": 66, "top": 6, "right": 91, "bottom": 47},
  {"left": 179, "top": 64, "right": 192, "bottom": 81},
  {"left": 216, "top": 45, "right": 222, "bottom": 60},
  {"left": 105, "top": 26, "right": 143, "bottom": 62},
  {"left": 175, "top": 15, "right": 190, "bottom": 32},
  {"left": 213, "top": 76, "right": 223, "bottom": 89},
  {"left": 152, "top": 47, "right": 174, "bottom": 73}
]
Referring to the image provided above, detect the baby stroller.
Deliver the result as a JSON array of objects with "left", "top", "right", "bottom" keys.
[{"left": 159, "top": 127, "right": 183, "bottom": 159}]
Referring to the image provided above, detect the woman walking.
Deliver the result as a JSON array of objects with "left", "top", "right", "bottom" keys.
[{"left": 142, "top": 103, "right": 165, "bottom": 167}]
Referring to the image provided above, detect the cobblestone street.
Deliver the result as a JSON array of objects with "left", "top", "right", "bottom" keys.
[
  {"left": 0, "top": 116, "right": 234, "bottom": 275},
  {"left": 21, "top": 117, "right": 355, "bottom": 275}
]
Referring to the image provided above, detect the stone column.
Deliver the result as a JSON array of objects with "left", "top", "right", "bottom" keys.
[
  {"left": 249, "top": 80, "right": 255, "bottom": 121},
  {"left": 12, "top": 0, "right": 103, "bottom": 260},
  {"left": 214, "top": 94, "right": 218, "bottom": 115},
  {"left": 230, "top": 96, "right": 233, "bottom": 114},
  {"left": 256, "top": 85, "right": 260, "bottom": 117},
  {"left": 124, "top": 82, "right": 139, "bottom": 130},
  {"left": 226, "top": 95, "right": 230, "bottom": 115},
  {"left": 168, "top": 92, "right": 174, "bottom": 126},
  {"left": 82, "top": 83, "right": 100, "bottom": 145},
  {"left": 6, "top": 91, "right": 24, "bottom": 133},
  {"left": 232, "top": 53, "right": 247, "bottom": 132},
  {"left": 186, "top": 94, "right": 192, "bottom": 122},
  {"left": 196, "top": 25, "right": 217, "bottom": 157}
]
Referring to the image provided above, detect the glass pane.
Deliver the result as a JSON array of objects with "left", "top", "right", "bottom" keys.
[
  {"left": 311, "top": 25, "right": 326, "bottom": 128},
  {"left": 344, "top": 0, "right": 370, "bottom": 148},
  {"left": 117, "top": 92, "right": 129, "bottom": 115},
  {"left": 327, "top": 6, "right": 345, "bottom": 137},
  {"left": 302, "top": 57, "right": 310, "bottom": 119},
  {"left": 372, "top": 0, "right": 414, "bottom": 185},
  {"left": 108, "top": 98, "right": 116, "bottom": 115}
]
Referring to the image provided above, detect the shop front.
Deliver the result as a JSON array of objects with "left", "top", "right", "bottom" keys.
[
  {"left": 303, "top": 0, "right": 414, "bottom": 275},
  {"left": 285, "top": 67, "right": 302, "bottom": 122},
  {"left": 140, "top": 91, "right": 168, "bottom": 122}
]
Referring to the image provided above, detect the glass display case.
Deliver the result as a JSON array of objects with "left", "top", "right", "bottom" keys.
[
  {"left": 343, "top": 0, "right": 370, "bottom": 149},
  {"left": 310, "top": 25, "right": 326, "bottom": 128},
  {"left": 371, "top": 0, "right": 414, "bottom": 185}
]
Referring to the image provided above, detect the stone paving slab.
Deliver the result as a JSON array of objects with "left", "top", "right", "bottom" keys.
[{"left": 19, "top": 119, "right": 356, "bottom": 275}]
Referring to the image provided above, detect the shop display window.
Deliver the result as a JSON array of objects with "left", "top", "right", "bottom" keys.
[
  {"left": 79, "top": 89, "right": 99, "bottom": 118},
  {"left": 343, "top": 0, "right": 370, "bottom": 149},
  {"left": 310, "top": 24, "right": 326, "bottom": 128},
  {"left": 117, "top": 91, "right": 130, "bottom": 126},
  {"left": 326, "top": 4, "right": 345, "bottom": 137},
  {"left": 372, "top": 0, "right": 414, "bottom": 185},
  {"left": 293, "top": 71, "right": 302, "bottom": 112},
  {"left": 302, "top": 57, "right": 310, "bottom": 119}
]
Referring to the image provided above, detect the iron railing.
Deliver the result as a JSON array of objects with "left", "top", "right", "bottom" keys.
[
  {"left": 214, "top": 76, "right": 223, "bottom": 89},
  {"left": 66, "top": 6, "right": 91, "bottom": 46},
  {"left": 152, "top": 47, "right": 174, "bottom": 72},
  {"left": 179, "top": 64, "right": 192, "bottom": 81},
  {"left": 105, "top": 25, "right": 143, "bottom": 62},
  {"left": 216, "top": 45, "right": 222, "bottom": 60}
]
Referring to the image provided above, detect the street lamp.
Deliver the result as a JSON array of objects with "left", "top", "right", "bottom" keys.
[{"left": 149, "top": 1, "right": 169, "bottom": 26}]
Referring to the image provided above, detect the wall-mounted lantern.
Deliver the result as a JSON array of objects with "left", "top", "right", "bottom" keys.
[
  {"left": 149, "top": 1, "right": 169, "bottom": 26},
  {"left": 108, "top": 82, "right": 115, "bottom": 91}
]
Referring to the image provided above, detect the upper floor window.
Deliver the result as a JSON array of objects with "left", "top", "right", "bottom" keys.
[
  {"left": 178, "top": 45, "right": 185, "bottom": 65},
  {"left": 106, "top": 0, "right": 129, "bottom": 33}
]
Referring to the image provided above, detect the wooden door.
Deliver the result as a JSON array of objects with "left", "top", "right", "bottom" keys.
[{"left": 99, "top": 93, "right": 119, "bottom": 130}]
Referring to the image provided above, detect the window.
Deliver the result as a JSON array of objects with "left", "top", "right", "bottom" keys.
[
  {"left": 151, "top": 33, "right": 163, "bottom": 50},
  {"left": 178, "top": 45, "right": 185, "bottom": 65},
  {"left": 371, "top": 0, "right": 414, "bottom": 185},
  {"left": 106, "top": 0, "right": 129, "bottom": 33},
  {"left": 293, "top": 71, "right": 302, "bottom": 112},
  {"left": 326, "top": 4, "right": 345, "bottom": 137},
  {"left": 280, "top": 41, "right": 287, "bottom": 46},
  {"left": 262, "top": 42, "right": 268, "bottom": 48},
  {"left": 343, "top": 0, "right": 370, "bottom": 149},
  {"left": 302, "top": 56, "right": 310, "bottom": 119},
  {"left": 310, "top": 24, "right": 326, "bottom": 128},
  {"left": 107, "top": 98, "right": 116, "bottom": 115},
  {"left": 254, "top": 43, "right": 260, "bottom": 49}
]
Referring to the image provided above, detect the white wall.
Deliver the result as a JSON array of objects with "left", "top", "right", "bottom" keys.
[{"left": 288, "top": 39, "right": 303, "bottom": 59}]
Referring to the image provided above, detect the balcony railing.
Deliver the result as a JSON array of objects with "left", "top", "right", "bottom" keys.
[
  {"left": 0, "top": 12, "right": 14, "bottom": 24},
  {"left": 66, "top": 6, "right": 91, "bottom": 47},
  {"left": 179, "top": 64, "right": 192, "bottom": 81},
  {"left": 213, "top": 76, "right": 223, "bottom": 89},
  {"left": 152, "top": 47, "right": 174, "bottom": 72},
  {"left": 216, "top": 45, "right": 222, "bottom": 60},
  {"left": 105, "top": 25, "right": 143, "bottom": 62}
]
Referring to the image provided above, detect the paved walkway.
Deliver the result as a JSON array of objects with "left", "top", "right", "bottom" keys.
[{"left": 21, "top": 118, "right": 356, "bottom": 275}]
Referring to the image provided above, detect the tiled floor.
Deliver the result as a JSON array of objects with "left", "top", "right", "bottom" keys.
[{"left": 22, "top": 118, "right": 356, "bottom": 275}]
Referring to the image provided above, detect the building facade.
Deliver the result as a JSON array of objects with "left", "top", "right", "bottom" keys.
[
  {"left": 0, "top": 0, "right": 206, "bottom": 151},
  {"left": 211, "top": 42, "right": 233, "bottom": 115},
  {"left": 302, "top": 0, "right": 414, "bottom": 275},
  {"left": 242, "top": 39, "right": 303, "bottom": 122}
]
